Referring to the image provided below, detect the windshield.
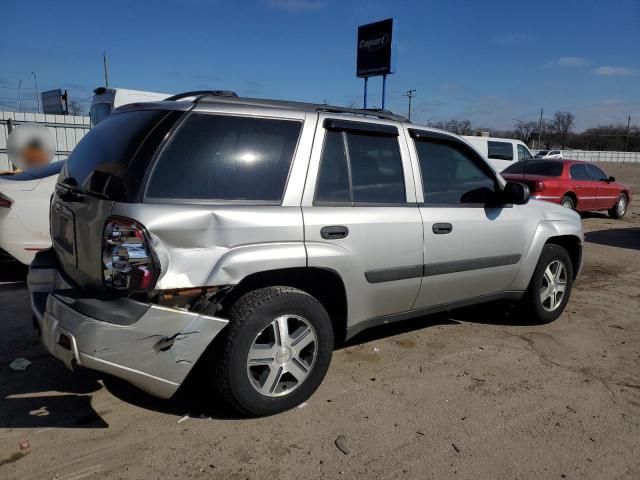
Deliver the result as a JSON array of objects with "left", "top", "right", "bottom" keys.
[
  {"left": 60, "top": 110, "right": 167, "bottom": 194},
  {"left": 503, "top": 160, "right": 563, "bottom": 177},
  {"left": 536, "top": 151, "right": 549, "bottom": 156},
  {"left": 0, "top": 161, "right": 64, "bottom": 181},
  {"left": 90, "top": 103, "right": 113, "bottom": 127}
]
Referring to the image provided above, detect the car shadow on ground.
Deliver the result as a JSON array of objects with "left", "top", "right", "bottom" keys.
[
  {"left": 1, "top": 300, "right": 535, "bottom": 425},
  {"left": 585, "top": 227, "right": 640, "bottom": 251}
]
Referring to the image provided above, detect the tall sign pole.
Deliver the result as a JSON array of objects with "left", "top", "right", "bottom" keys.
[
  {"left": 103, "top": 51, "right": 110, "bottom": 87},
  {"left": 356, "top": 18, "right": 394, "bottom": 110},
  {"left": 537, "top": 108, "right": 544, "bottom": 149}
]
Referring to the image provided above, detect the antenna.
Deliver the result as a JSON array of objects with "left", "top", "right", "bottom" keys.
[{"left": 103, "top": 52, "right": 109, "bottom": 87}]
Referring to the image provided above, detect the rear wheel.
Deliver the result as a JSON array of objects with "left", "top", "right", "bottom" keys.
[
  {"left": 213, "top": 286, "right": 333, "bottom": 416},
  {"left": 608, "top": 193, "right": 628, "bottom": 219},
  {"left": 560, "top": 195, "right": 575, "bottom": 210},
  {"left": 519, "top": 244, "right": 574, "bottom": 324}
]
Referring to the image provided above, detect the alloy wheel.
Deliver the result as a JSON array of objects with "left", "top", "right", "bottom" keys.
[
  {"left": 617, "top": 197, "right": 627, "bottom": 216},
  {"left": 540, "top": 260, "right": 568, "bottom": 312},
  {"left": 246, "top": 314, "right": 317, "bottom": 397}
]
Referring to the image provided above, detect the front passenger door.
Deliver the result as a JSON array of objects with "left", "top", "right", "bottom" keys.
[{"left": 408, "top": 130, "right": 525, "bottom": 309}]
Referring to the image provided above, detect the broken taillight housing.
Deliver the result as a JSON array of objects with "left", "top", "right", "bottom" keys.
[{"left": 102, "top": 217, "right": 159, "bottom": 291}]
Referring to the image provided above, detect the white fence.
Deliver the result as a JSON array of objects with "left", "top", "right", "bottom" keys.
[
  {"left": 532, "top": 150, "right": 640, "bottom": 164},
  {"left": 0, "top": 111, "right": 90, "bottom": 171}
]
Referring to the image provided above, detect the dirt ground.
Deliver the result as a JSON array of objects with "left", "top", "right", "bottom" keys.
[{"left": 1, "top": 162, "right": 638, "bottom": 480}]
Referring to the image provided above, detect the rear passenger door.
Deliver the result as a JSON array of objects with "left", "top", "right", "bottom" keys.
[
  {"left": 302, "top": 116, "right": 423, "bottom": 327},
  {"left": 408, "top": 129, "right": 525, "bottom": 309}
]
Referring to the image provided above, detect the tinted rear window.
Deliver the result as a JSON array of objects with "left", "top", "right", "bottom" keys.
[
  {"left": 59, "top": 110, "right": 166, "bottom": 192},
  {"left": 503, "top": 160, "right": 563, "bottom": 176},
  {"left": 145, "top": 113, "right": 301, "bottom": 202},
  {"left": 487, "top": 141, "right": 513, "bottom": 160}
]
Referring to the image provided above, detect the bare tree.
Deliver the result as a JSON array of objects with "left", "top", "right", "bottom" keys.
[
  {"left": 513, "top": 120, "right": 537, "bottom": 145},
  {"left": 429, "top": 119, "right": 474, "bottom": 135},
  {"left": 68, "top": 102, "right": 87, "bottom": 116},
  {"left": 552, "top": 111, "right": 575, "bottom": 149}
]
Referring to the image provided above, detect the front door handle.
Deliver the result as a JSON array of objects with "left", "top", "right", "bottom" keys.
[
  {"left": 432, "top": 223, "right": 453, "bottom": 234},
  {"left": 321, "top": 225, "right": 349, "bottom": 240}
]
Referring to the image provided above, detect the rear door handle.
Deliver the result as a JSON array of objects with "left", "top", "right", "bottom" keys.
[
  {"left": 321, "top": 225, "right": 349, "bottom": 240},
  {"left": 432, "top": 223, "right": 453, "bottom": 234}
]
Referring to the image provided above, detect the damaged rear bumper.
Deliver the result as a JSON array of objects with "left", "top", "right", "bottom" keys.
[{"left": 27, "top": 250, "right": 228, "bottom": 399}]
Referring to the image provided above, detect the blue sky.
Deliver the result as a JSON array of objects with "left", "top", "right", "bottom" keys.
[{"left": 1, "top": 0, "right": 639, "bottom": 130}]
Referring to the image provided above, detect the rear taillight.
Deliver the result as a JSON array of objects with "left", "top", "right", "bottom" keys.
[
  {"left": 530, "top": 181, "right": 545, "bottom": 193},
  {"left": 102, "top": 217, "right": 159, "bottom": 291},
  {"left": 0, "top": 194, "right": 12, "bottom": 208}
]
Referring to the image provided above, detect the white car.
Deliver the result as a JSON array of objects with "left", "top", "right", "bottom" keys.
[
  {"left": 0, "top": 162, "right": 63, "bottom": 264},
  {"left": 461, "top": 135, "right": 534, "bottom": 172},
  {"left": 535, "top": 150, "right": 563, "bottom": 159}
]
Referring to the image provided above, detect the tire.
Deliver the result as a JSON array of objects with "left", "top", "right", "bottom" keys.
[
  {"left": 608, "top": 193, "right": 628, "bottom": 219},
  {"left": 560, "top": 195, "right": 575, "bottom": 210},
  {"left": 519, "top": 244, "right": 574, "bottom": 324},
  {"left": 213, "top": 286, "right": 333, "bottom": 416}
]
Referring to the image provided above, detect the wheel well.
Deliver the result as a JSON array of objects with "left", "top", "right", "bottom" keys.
[
  {"left": 563, "top": 191, "right": 577, "bottom": 206},
  {"left": 621, "top": 190, "right": 629, "bottom": 199},
  {"left": 220, "top": 267, "right": 348, "bottom": 343},
  {"left": 545, "top": 235, "right": 582, "bottom": 279}
]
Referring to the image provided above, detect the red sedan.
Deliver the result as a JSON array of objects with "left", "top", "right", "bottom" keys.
[{"left": 502, "top": 159, "right": 632, "bottom": 219}]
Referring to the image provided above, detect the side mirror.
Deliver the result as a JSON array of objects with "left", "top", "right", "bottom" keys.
[
  {"left": 607, "top": 176, "right": 616, "bottom": 183},
  {"left": 503, "top": 181, "right": 530, "bottom": 205}
]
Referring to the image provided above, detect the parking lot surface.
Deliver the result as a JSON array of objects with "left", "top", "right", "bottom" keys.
[{"left": 1, "top": 162, "right": 639, "bottom": 480}]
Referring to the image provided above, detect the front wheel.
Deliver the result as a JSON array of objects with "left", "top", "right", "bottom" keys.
[
  {"left": 608, "top": 193, "right": 628, "bottom": 219},
  {"left": 519, "top": 244, "right": 574, "bottom": 324},
  {"left": 213, "top": 286, "right": 334, "bottom": 416}
]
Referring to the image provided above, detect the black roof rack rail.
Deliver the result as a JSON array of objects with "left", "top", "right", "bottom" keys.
[
  {"left": 164, "top": 90, "right": 238, "bottom": 101},
  {"left": 316, "top": 106, "right": 408, "bottom": 122},
  {"left": 195, "top": 95, "right": 408, "bottom": 122}
]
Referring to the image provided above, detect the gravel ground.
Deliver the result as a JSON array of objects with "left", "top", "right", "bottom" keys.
[{"left": 1, "top": 162, "right": 638, "bottom": 480}]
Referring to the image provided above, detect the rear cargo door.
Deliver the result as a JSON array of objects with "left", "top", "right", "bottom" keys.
[{"left": 52, "top": 109, "right": 176, "bottom": 292}]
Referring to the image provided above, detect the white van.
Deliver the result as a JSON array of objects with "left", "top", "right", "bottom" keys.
[
  {"left": 90, "top": 87, "right": 171, "bottom": 126},
  {"left": 462, "top": 136, "right": 534, "bottom": 172}
]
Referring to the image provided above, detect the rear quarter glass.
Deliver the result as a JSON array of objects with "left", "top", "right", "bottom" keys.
[
  {"left": 59, "top": 110, "right": 175, "bottom": 201},
  {"left": 144, "top": 113, "right": 302, "bottom": 203}
]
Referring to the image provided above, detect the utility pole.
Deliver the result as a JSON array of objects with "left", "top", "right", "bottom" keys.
[
  {"left": 17, "top": 80, "right": 22, "bottom": 112},
  {"left": 537, "top": 108, "right": 544, "bottom": 149},
  {"left": 625, "top": 115, "right": 631, "bottom": 152},
  {"left": 103, "top": 51, "right": 110, "bottom": 87},
  {"left": 403, "top": 89, "right": 416, "bottom": 121},
  {"left": 31, "top": 72, "right": 40, "bottom": 113}
]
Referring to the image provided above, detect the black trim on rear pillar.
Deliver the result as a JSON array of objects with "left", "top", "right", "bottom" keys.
[{"left": 364, "top": 254, "right": 522, "bottom": 284}]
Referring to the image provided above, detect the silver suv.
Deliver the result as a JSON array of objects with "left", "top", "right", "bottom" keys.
[{"left": 28, "top": 93, "right": 583, "bottom": 416}]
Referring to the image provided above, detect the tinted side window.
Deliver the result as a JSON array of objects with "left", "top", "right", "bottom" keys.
[
  {"left": 488, "top": 141, "right": 514, "bottom": 160},
  {"left": 518, "top": 144, "right": 533, "bottom": 161},
  {"left": 570, "top": 164, "right": 591, "bottom": 181},
  {"left": 347, "top": 132, "right": 405, "bottom": 203},
  {"left": 146, "top": 114, "right": 301, "bottom": 202},
  {"left": 586, "top": 164, "right": 607, "bottom": 181},
  {"left": 315, "top": 131, "right": 350, "bottom": 203},
  {"left": 314, "top": 129, "right": 406, "bottom": 204},
  {"left": 503, "top": 160, "right": 563, "bottom": 176},
  {"left": 415, "top": 139, "right": 496, "bottom": 205}
]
